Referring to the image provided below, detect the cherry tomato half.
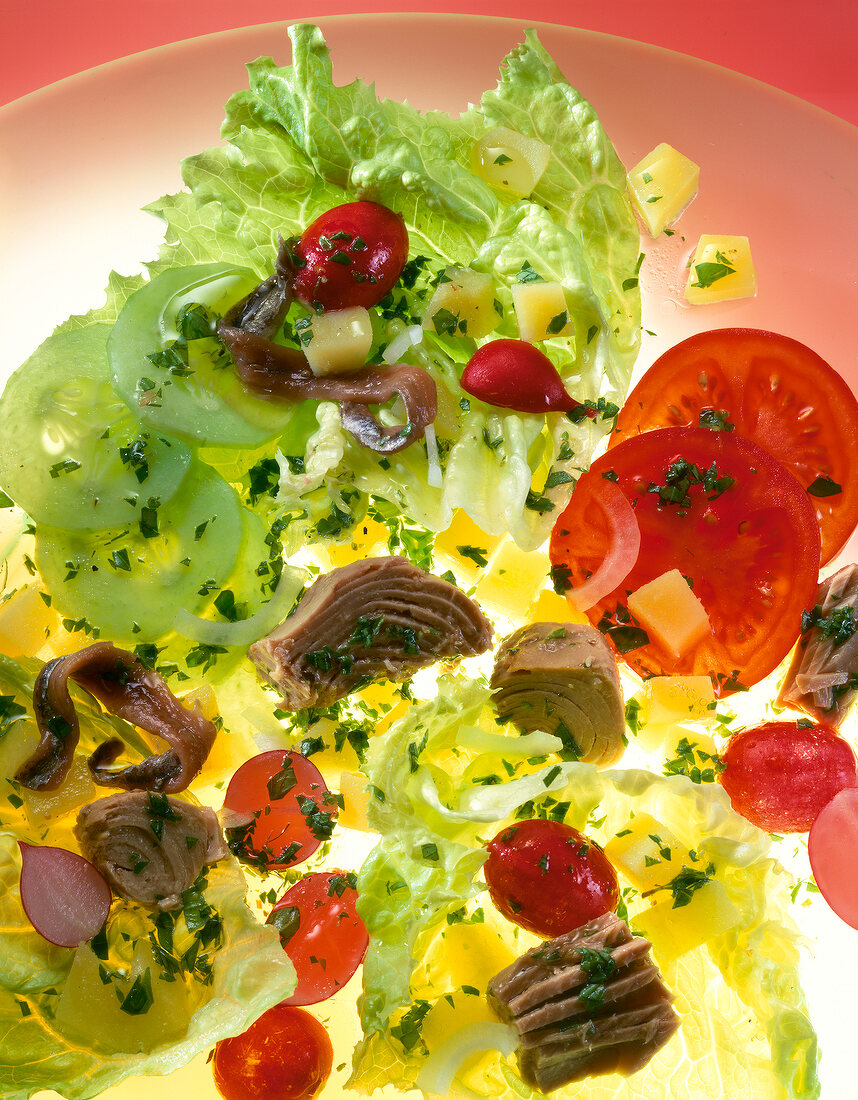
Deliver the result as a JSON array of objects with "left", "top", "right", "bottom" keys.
[
  {"left": 720, "top": 720, "right": 858, "bottom": 832},
  {"left": 223, "top": 751, "right": 338, "bottom": 870},
  {"left": 267, "top": 870, "right": 369, "bottom": 1006},
  {"left": 461, "top": 339, "right": 576, "bottom": 413},
  {"left": 212, "top": 1003, "right": 333, "bottom": 1100},
  {"left": 550, "top": 426, "right": 821, "bottom": 694},
  {"left": 484, "top": 819, "right": 619, "bottom": 938},
  {"left": 292, "top": 201, "right": 408, "bottom": 311},
  {"left": 611, "top": 328, "right": 858, "bottom": 565}
]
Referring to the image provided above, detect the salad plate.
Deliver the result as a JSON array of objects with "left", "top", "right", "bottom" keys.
[{"left": 2, "top": 13, "right": 858, "bottom": 1100}]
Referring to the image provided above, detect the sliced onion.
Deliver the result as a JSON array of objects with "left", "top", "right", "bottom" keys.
[
  {"left": 19, "top": 841, "right": 111, "bottom": 948},
  {"left": 567, "top": 481, "right": 641, "bottom": 612},
  {"left": 173, "top": 564, "right": 306, "bottom": 647},
  {"left": 425, "top": 423, "right": 443, "bottom": 488},
  {"left": 416, "top": 1021, "right": 519, "bottom": 1098},
  {"left": 382, "top": 323, "right": 423, "bottom": 365}
]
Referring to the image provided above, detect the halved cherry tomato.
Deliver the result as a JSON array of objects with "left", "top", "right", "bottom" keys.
[
  {"left": 484, "top": 819, "right": 619, "bottom": 937},
  {"left": 720, "top": 720, "right": 858, "bottom": 832},
  {"left": 549, "top": 426, "right": 821, "bottom": 694},
  {"left": 212, "top": 1003, "right": 333, "bottom": 1100},
  {"left": 222, "top": 751, "right": 338, "bottom": 870},
  {"left": 809, "top": 788, "right": 858, "bottom": 929},
  {"left": 461, "top": 339, "right": 577, "bottom": 413},
  {"left": 267, "top": 870, "right": 369, "bottom": 1006},
  {"left": 292, "top": 201, "right": 408, "bottom": 311},
  {"left": 611, "top": 328, "right": 858, "bottom": 564}
]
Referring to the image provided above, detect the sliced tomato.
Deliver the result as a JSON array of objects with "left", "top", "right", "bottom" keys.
[
  {"left": 611, "top": 328, "right": 858, "bottom": 564},
  {"left": 549, "top": 426, "right": 821, "bottom": 694}
]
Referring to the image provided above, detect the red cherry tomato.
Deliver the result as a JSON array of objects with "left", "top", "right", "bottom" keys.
[
  {"left": 809, "top": 788, "right": 858, "bottom": 929},
  {"left": 292, "top": 201, "right": 408, "bottom": 311},
  {"left": 720, "top": 721, "right": 858, "bottom": 832},
  {"left": 212, "top": 1003, "right": 333, "bottom": 1100},
  {"left": 611, "top": 328, "right": 858, "bottom": 565},
  {"left": 461, "top": 339, "right": 577, "bottom": 413},
  {"left": 484, "top": 819, "right": 619, "bottom": 937},
  {"left": 549, "top": 426, "right": 821, "bottom": 694},
  {"left": 267, "top": 870, "right": 369, "bottom": 1006},
  {"left": 223, "top": 751, "right": 338, "bottom": 870}
]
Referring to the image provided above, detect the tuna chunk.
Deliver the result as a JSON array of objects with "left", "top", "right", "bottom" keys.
[
  {"left": 248, "top": 556, "right": 493, "bottom": 709},
  {"left": 779, "top": 564, "right": 858, "bottom": 727},
  {"left": 488, "top": 912, "right": 679, "bottom": 1092},
  {"left": 75, "top": 791, "right": 227, "bottom": 911},
  {"left": 491, "top": 624, "right": 625, "bottom": 766}
]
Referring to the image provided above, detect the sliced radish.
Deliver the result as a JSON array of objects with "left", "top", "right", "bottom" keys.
[
  {"left": 19, "top": 841, "right": 112, "bottom": 948},
  {"left": 808, "top": 788, "right": 858, "bottom": 929},
  {"left": 567, "top": 481, "right": 641, "bottom": 611}
]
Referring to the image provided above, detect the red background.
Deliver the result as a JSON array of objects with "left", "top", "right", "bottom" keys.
[{"left": 4, "top": 0, "right": 858, "bottom": 125}]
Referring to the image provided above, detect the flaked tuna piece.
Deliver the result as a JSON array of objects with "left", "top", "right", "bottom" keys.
[
  {"left": 248, "top": 556, "right": 492, "bottom": 710},
  {"left": 18, "top": 642, "right": 218, "bottom": 793},
  {"left": 491, "top": 624, "right": 625, "bottom": 766},
  {"left": 75, "top": 790, "right": 227, "bottom": 911},
  {"left": 488, "top": 911, "right": 679, "bottom": 1092},
  {"left": 779, "top": 563, "right": 858, "bottom": 727}
]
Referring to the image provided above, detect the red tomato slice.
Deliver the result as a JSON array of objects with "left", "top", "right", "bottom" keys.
[
  {"left": 212, "top": 1003, "right": 333, "bottom": 1100},
  {"left": 549, "top": 426, "right": 821, "bottom": 693},
  {"left": 267, "top": 870, "right": 369, "bottom": 1006},
  {"left": 720, "top": 721, "right": 858, "bottom": 832},
  {"left": 809, "top": 788, "right": 858, "bottom": 930},
  {"left": 222, "top": 751, "right": 338, "bottom": 870},
  {"left": 484, "top": 819, "right": 619, "bottom": 937},
  {"left": 612, "top": 328, "right": 858, "bottom": 564}
]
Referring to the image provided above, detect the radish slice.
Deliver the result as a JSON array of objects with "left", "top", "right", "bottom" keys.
[
  {"left": 808, "top": 788, "right": 858, "bottom": 929},
  {"left": 19, "top": 841, "right": 112, "bottom": 948},
  {"left": 567, "top": 481, "right": 641, "bottom": 611}
]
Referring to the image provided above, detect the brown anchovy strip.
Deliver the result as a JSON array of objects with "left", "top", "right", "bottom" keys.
[
  {"left": 221, "top": 237, "right": 296, "bottom": 338},
  {"left": 17, "top": 642, "right": 217, "bottom": 793},
  {"left": 219, "top": 325, "right": 437, "bottom": 454}
]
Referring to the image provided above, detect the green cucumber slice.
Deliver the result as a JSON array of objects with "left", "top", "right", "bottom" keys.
[
  {"left": 35, "top": 461, "right": 245, "bottom": 643},
  {"left": 0, "top": 326, "right": 192, "bottom": 530},
  {"left": 109, "top": 264, "right": 296, "bottom": 447}
]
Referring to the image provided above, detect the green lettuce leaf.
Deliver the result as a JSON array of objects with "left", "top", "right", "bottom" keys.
[
  {"left": 0, "top": 656, "right": 295, "bottom": 1100},
  {"left": 351, "top": 676, "right": 820, "bottom": 1100}
]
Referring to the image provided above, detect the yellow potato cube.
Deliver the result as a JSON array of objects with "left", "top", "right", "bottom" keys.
[
  {"left": 434, "top": 510, "right": 503, "bottom": 586},
  {"left": 603, "top": 813, "right": 687, "bottom": 893},
  {"left": 627, "top": 142, "right": 700, "bottom": 236},
  {"left": 684, "top": 235, "right": 757, "bottom": 304},
  {"left": 634, "top": 878, "right": 740, "bottom": 960},
  {"left": 326, "top": 516, "right": 389, "bottom": 568},
  {"left": 0, "top": 717, "right": 39, "bottom": 786},
  {"left": 511, "top": 281, "right": 573, "bottom": 343},
  {"left": 338, "top": 771, "right": 372, "bottom": 832},
  {"left": 0, "top": 586, "right": 56, "bottom": 658},
  {"left": 627, "top": 569, "right": 711, "bottom": 657},
  {"left": 526, "top": 587, "right": 589, "bottom": 627},
  {"left": 423, "top": 267, "right": 499, "bottom": 340},
  {"left": 24, "top": 756, "right": 97, "bottom": 829},
  {"left": 471, "top": 126, "right": 551, "bottom": 198},
  {"left": 639, "top": 676, "right": 716, "bottom": 726},
  {"left": 474, "top": 539, "right": 552, "bottom": 620},
  {"left": 300, "top": 306, "right": 374, "bottom": 375}
]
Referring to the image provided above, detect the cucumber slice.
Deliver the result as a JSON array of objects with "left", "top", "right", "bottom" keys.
[
  {"left": 35, "top": 462, "right": 245, "bottom": 643},
  {"left": 109, "top": 264, "right": 296, "bottom": 447},
  {"left": 0, "top": 326, "right": 192, "bottom": 530}
]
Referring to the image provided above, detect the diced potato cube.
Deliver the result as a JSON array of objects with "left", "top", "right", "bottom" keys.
[
  {"left": 604, "top": 813, "right": 687, "bottom": 893},
  {"left": 627, "top": 569, "right": 711, "bottom": 657},
  {"left": 180, "top": 683, "right": 219, "bottom": 722},
  {"left": 0, "top": 717, "right": 39, "bottom": 787},
  {"left": 0, "top": 586, "right": 56, "bottom": 658},
  {"left": 634, "top": 879, "right": 740, "bottom": 960},
  {"left": 300, "top": 306, "right": 374, "bottom": 375},
  {"left": 639, "top": 676, "right": 716, "bottom": 726},
  {"left": 338, "top": 771, "right": 372, "bottom": 832},
  {"left": 471, "top": 126, "right": 551, "bottom": 198},
  {"left": 326, "top": 516, "right": 389, "bottom": 568},
  {"left": 627, "top": 142, "right": 700, "bottom": 236},
  {"left": 24, "top": 756, "right": 97, "bottom": 829},
  {"left": 475, "top": 539, "right": 552, "bottom": 621},
  {"left": 512, "top": 281, "right": 573, "bottom": 343},
  {"left": 434, "top": 510, "right": 503, "bottom": 586},
  {"left": 423, "top": 267, "right": 499, "bottom": 340},
  {"left": 526, "top": 587, "right": 589, "bottom": 627},
  {"left": 684, "top": 235, "right": 756, "bottom": 304}
]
